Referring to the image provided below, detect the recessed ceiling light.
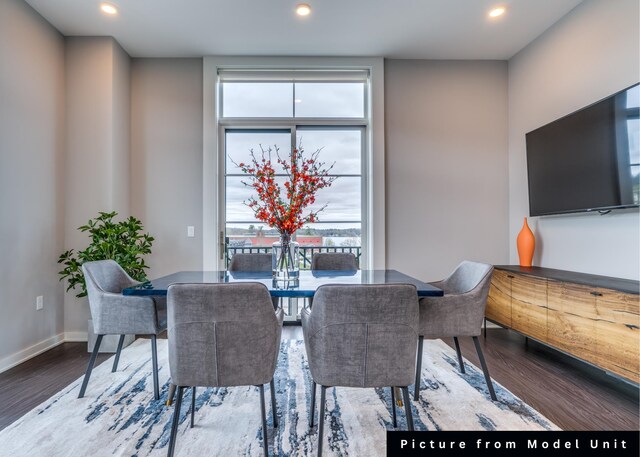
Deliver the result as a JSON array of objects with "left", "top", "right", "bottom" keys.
[
  {"left": 100, "top": 2, "right": 118, "bottom": 15},
  {"left": 296, "top": 3, "right": 311, "bottom": 16},
  {"left": 488, "top": 7, "right": 506, "bottom": 18}
]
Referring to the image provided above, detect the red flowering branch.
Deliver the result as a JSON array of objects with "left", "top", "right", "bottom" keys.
[{"left": 234, "top": 144, "right": 336, "bottom": 235}]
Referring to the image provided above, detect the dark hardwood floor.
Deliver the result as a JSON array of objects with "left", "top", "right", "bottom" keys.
[
  {"left": 443, "top": 328, "right": 639, "bottom": 431},
  {"left": 0, "top": 342, "right": 111, "bottom": 430},
  {"left": 0, "top": 327, "right": 637, "bottom": 432}
]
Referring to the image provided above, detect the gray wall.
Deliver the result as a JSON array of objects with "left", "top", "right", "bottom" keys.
[
  {"left": 131, "top": 59, "right": 204, "bottom": 277},
  {"left": 64, "top": 37, "right": 131, "bottom": 337},
  {"left": 508, "top": 0, "right": 640, "bottom": 279},
  {"left": 385, "top": 60, "right": 509, "bottom": 281},
  {"left": 113, "top": 41, "right": 131, "bottom": 215},
  {"left": 0, "top": 0, "right": 66, "bottom": 368}
]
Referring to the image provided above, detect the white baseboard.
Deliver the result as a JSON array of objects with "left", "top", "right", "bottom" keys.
[
  {"left": 0, "top": 333, "right": 66, "bottom": 374},
  {"left": 0, "top": 331, "right": 89, "bottom": 374},
  {"left": 64, "top": 331, "right": 88, "bottom": 342}
]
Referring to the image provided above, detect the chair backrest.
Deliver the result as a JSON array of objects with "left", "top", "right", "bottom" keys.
[
  {"left": 228, "top": 253, "right": 280, "bottom": 309},
  {"left": 419, "top": 261, "right": 494, "bottom": 338},
  {"left": 82, "top": 260, "right": 135, "bottom": 294},
  {"left": 440, "top": 261, "right": 493, "bottom": 295},
  {"left": 82, "top": 260, "right": 160, "bottom": 335},
  {"left": 303, "top": 284, "right": 418, "bottom": 388},
  {"left": 311, "top": 252, "right": 358, "bottom": 270},
  {"left": 228, "top": 253, "right": 272, "bottom": 272},
  {"left": 82, "top": 260, "right": 132, "bottom": 325},
  {"left": 167, "top": 282, "right": 282, "bottom": 388}
]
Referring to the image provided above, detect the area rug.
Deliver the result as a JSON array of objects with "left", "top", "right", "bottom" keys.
[{"left": 0, "top": 338, "right": 558, "bottom": 456}]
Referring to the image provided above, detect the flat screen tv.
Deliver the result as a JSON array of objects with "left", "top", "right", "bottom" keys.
[{"left": 526, "top": 83, "right": 640, "bottom": 216}]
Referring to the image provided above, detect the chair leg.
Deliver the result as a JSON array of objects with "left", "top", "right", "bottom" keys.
[
  {"left": 413, "top": 336, "right": 424, "bottom": 401},
  {"left": 167, "top": 386, "right": 184, "bottom": 457},
  {"left": 78, "top": 334, "right": 103, "bottom": 398},
  {"left": 309, "top": 381, "right": 317, "bottom": 427},
  {"left": 151, "top": 335, "right": 160, "bottom": 400},
  {"left": 190, "top": 387, "right": 196, "bottom": 428},
  {"left": 453, "top": 337, "right": 465, "bottom": 374},
  {"left": 166, "top": 383, "right": 176, "bottom": 406},
  {"left": 472, "top": 336, "right": 497, "bottom": 401},
  {"left": 270, "top": 378, "right": 278, "bottom": 428},
  {"left": 484, "top": 317, "right": 487, "bottom": 339},
  {"left": 390, "top": 387, "right": 397, "bottom": 428},
  {"left": 259, "top": 384, "right": 269, "bottom": 457},
  {"left": 317, "top": 386, "right": 327, "bottom": 457},
  {"left": 112, "top": 335, "right": 125, "bottom": 372},
  {"left": 401, "top": 387, "right": 414, "bottom": 431}
]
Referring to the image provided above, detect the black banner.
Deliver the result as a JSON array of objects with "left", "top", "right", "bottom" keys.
[{"left": 387, "top": 431, "right": 639, "bottom": 457}]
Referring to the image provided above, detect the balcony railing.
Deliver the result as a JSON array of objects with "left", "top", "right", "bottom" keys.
[{"left": 226, "top": 245, "right": 362, "bottom": 269}]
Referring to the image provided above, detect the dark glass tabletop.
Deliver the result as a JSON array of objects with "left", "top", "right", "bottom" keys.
[{"left": 122, "top": 269, "right": 443, "bottom": 298}]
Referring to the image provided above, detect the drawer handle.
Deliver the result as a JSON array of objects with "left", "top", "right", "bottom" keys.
[
  {"left": 507, "top": 275, "right": 515, "bottom": 279},
  {"left": 626, "top": 324, "right": 639, "bottom": 330},
  {"left": 590, "top": 291, "right": 603, "bottom": 297}
]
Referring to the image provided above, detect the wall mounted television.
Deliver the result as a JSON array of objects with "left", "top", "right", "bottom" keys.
[{"left": 526, "top": 83, "right": 640, "bottom": 216}]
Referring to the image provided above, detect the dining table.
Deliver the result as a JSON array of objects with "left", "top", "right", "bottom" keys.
[
  {"left": 122, "top": 269, "right": 444, "bottom": 297},
  {"left": 122, "top": 269, "right": 443, "bottom": 405}
]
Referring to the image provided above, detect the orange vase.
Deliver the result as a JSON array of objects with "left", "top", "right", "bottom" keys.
[{"left": 517, "top": 217, "right": 535, "bottom": 267}]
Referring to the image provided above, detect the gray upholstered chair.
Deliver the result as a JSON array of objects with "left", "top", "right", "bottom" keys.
[
  {"left": 229, "top": 252, "right": 279, "bottom": 309},
  {"left": 80, "top": 260, "right": 166, "bottom": 400},
  {"left": 166, "top": 283, "right": 284, "bottom": 457},
  {"left": 302, "top": 284, "right": 418, "bottom": 456},
  {"left": 413, "top": 261, "right": 496, "bottom": 401},
  {"left": 308, "top": 252, "right": 359, "bottom": 309},
  {"left": 229, "top": 252, "right": 272, "bottom": 272},
  {"left": 311, "top": 252, "right": 358, "bottom": 271},
  {"left": 165, "top": 252, "right": 281, "bottom": 408}
]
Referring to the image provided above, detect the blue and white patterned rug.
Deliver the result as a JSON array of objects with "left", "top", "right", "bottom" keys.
[{"left": 0, "top": 338, "right": 557, "bottom": 456}]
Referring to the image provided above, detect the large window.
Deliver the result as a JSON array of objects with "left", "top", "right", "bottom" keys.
[{"left": 218, "top": 69, "right": 369, "bottom": 268}]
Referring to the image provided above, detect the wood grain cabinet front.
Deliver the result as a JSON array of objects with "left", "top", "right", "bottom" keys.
[
  {"left": 486, "top": 266, "right": 639, "bottom": 384},
  {"left": 547, "top": 281, "right": 598, "bottom": 365},
  {"left": 595, "top": 290, "right": 640, "bottom": 383},
  {"left": 511, "top": 274, "right": 548, "bottom": 341},
  {"left": 486, "top": 269, "right": 512, "bottom": 327}
]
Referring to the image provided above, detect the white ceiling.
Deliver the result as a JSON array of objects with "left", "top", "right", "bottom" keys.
[{"left": 25, "top": 0, "right": 584, "bottom": 59}]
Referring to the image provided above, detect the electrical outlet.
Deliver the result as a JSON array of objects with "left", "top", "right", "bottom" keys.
[
  {"left": 36, "top": 295, "right": 43, "bottom": 311},
  {"left": 187, "top": 226, "right": 195, "bottom": 238}
]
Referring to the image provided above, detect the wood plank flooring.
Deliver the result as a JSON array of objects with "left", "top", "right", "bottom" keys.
[
  {"left": 0, "top": 342, "right": 111, "bottom": 430},
  {"left": 0, "top": 327, "right": 637, "bottom": 432},
  {"left": 442, "top": 328, "right": 638, "bottom": 430}
]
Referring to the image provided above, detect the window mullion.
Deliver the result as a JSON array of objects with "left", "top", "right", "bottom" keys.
[
  {"left": 219, "top": 118, "right": 367, "bottom": 127},
  {"left": 291, "top": 124, "right": 297, "bottom": 159},
  {"left": 293, "top": 82, "right": 296, "bottom": 118}
]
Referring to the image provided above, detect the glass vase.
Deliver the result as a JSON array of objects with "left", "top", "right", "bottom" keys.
[{"left": 272, "top": 233, "right": 300, "bottom": 280}]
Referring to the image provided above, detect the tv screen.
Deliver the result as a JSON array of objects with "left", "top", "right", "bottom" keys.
[{"left": 526, "top": 83, "right": 640, "bottom": 216}]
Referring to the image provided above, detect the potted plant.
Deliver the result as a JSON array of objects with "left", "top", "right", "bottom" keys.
[
  {"left": 58, "top": 211, "right": 154, "bottom": 297},
  {"left": 58, "top": 211, "right": 154, "bottom": 352}
]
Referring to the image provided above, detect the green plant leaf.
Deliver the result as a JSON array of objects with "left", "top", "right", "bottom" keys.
[{"left": 57, "top": 211, "right": 154, "bottom": 297}]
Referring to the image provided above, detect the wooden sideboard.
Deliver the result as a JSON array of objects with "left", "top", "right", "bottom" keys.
[{"left": 486, "top": 265, "right": 640, "bottom": 384}]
